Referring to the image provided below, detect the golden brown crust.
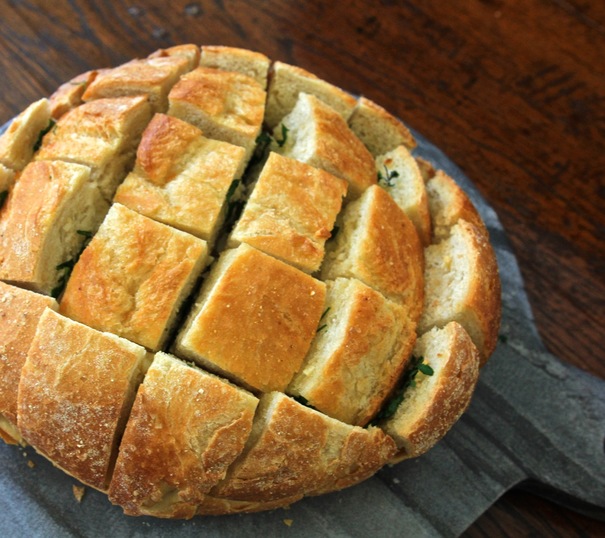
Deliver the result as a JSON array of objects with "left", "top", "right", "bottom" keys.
[
  {"left": 426, "top": 170, "right": 487, "bottom": 242},
  {"left": 348, "top": 96, "right": 416, "bottom": 155},
  {"left": 277, "top": 93, "right": 376, "bottom": 199},
  {"left": 148, "top": 44, "right": 201, "bottom": 70},
  {"left": 197, "top": 494, "right": 302, "bottom": 515},
  {"left": 108, "top": 352, "right": 258, "bottom": 518},
  {"left": 265, "top": 61, "right": 357, "bottom": 128},
  {"left": 168, "top": 66, "right": 265, "bottom": 162},
  {"left": 82, "top": 55, "right": 192, "bottom": 112},
  {"left": 114, "top": 113, "right": 246, "bottom": 244},
  {"left": 35, "top": 95, "right": 152, "bottom": 201},
  {"left": 289, "top": 278, "right": 416, "bottom": 426},
  {"left": 200, "top": 46, "right": 270, "bottom": 89},
  {"left": 382, "top": 322, "right": 480, "bottom": 461},
  {"left": 229, "top": 152, "right": 347, "bottom": 272},
  {"left": 49, "top": 70, "right": 101, "bottom": 119},
  {"left": 60, "top": 203, "right": 209, "bottom": 351},
  {"left": 210, "top": 392, "right": 396, "bottom": 502},
  {"left": 322, "top": 185, "right": 425, "bottom": 321},
  {"left": 0, "top": 282, "right": 57, "bottom": 443},
  {"left": 0, "top": 98, "right": 51, "bottom": 172},
  {"left": 175, "top": 244, "right": 326, "bottom": 393},
  {"left": 17, "top": 308, "right": 149, "bottom": 491},
  {"left": 419, "top": 219, "right": 501, "bottom": 362}
]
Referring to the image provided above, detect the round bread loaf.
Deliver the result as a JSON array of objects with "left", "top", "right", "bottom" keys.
[{"left": 0, "top": 45, "right": 501, "bottom": 518}]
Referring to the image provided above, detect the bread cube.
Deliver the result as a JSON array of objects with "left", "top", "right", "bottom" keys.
[
  {"left": 175, "top": 244, "right": 325, "bottom": 393},
  {"left": 115, "top": 113, "right": 246, "bottom": 245},
  {"left": 60, "top": 203, "right": 209, "bottom": 351},
  {"left": 17, "top": 308, "right": 150, "bottom": 491},
  {"left": 200, "top": 46, "right": 270, "bottom": 89},
  {"left": 229, "top": 152, "right": 347, "bottom": 272}
]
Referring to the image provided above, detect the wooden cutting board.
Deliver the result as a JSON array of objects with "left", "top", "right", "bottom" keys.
[{"left": 0, "top": 125, "right": 603, "bottom": 537}]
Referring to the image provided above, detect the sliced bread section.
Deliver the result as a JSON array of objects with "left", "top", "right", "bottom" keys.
[
  {"left": 108, "top": 352, "right": 259, "bottom": 518},
  {"left": 17, "top": 308, "right": 150, "bottom": 491},
  {"left": 288, "top": 277, "right": 416, "bottom": 426},
  {"left": 381, "top": 322, "right": 480, "bottom": 461},
  {"left": 60, "top": 203, "right": 209, "bottom": 351}
]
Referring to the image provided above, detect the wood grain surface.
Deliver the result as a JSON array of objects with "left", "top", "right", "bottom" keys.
[{"left": 0, "top": 0, "right": 603, "bottom": 536}]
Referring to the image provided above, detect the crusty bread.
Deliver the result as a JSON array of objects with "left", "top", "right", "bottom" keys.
[
  {"left": 229, "top": 152, "right": 347, "bottom": 272},
  {"left": 210, "top": 392, "right": 396, "bottom": 502},
  {"left": 175, "top": 243, "right": 325, "bottom": 393},
  {"left": 265, "top": 61, "right": 357, "bottom": 128},
  {"left": 108, "top": 352, "right": 258, "bottom": 518},
  {"left": 35, "top": 95, "right": 152, "bottom": 201},
  {"left": 147, "top": 44, "right": 201, "bottom": 71},
  {"left": 0, "top": 160, "right": 108, "bottom": 295},
  {"left": 0, "top": 98, "right": 51, "bottom": 173},
  {"left": 60, "top": 203, "right": 209, "bottom": 351},
  {"left": 0, "top": 282, "right": 57, "bottom": 444},
  {"left": 0, "top": 45, "right": 501, "bottom": 518},
  {"left": 348, "top": 96, "right": 416, "bottom": 155},
  {"left": 114, "top": 113, "right": 246, "bottom": 246},
  {"left": 426, "top": 169, "right": 487, "bottom": 241},
  {"left": 49, "top": 70, "right": 101, "bottom": 119},
  {"left": 17, "top": 308, "right": 150, "bottom": 491},
  {"left": 200, "top": 45, "right": 270, "bottom": 89},
  {"left": 288, "top": 277, "right": 416, "bottom": 426},
  {"left": 168, "top": 66, "right": 265, "bottom": 164},
  {"left": 381, "top": 322, "right": 480, "bottom": 462},
  {"left": 376, "top": 145, "right": 432, "bottom": 245},
  {"left": 82, "top": 55, "right": 193, "bottom": 112},
  {"left": 418, "top": 219, "right": 501, "bottom": 362},
  {"left": 321, "top": 185, "right": 425, "bottom": 321},
  {"left": 274, "top": 92, "right": 376, "bottom": 199}
]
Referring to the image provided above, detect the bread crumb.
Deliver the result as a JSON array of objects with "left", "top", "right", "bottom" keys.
[
  {"left": 27, "top": 460, "right": 35, "bottom": 469},
  {"left": 283, "top": 519, "right": 293, "bottom": 527},
  {"left": 72, "top": 485, "right": 86, "bottom": 503}
]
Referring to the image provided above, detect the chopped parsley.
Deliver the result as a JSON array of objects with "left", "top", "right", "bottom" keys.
[
  {"left": 275, "top": 124, "right": 289, "bottom": 147},
  {"left": 370, "top": 356, "right": 434, "bottom": 425},
  {"left": 33, "top": 118, "right": 56, "bottom": 152},
  {"left": 377, "top": 164, "right": 399, "bottom": 187},
  {"left": 0, "top": 190, "right": 8, "bottom": 210}
]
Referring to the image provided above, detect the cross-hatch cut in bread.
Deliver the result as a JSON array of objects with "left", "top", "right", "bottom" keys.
[
  {"left": 321, "top": 184, "right": 425, "bottom": 321},
  {"left": 35, "top": 95, "right": 152, "bottom": 201},
  {"left": 108, "top": 352, "right": 259, "bottom": 518},
  {"left": 82, "top": 55, "right": 193, "bottom": 113},
  {"left": 229, "top": 152, "right": 347, "bottom": 273},
  {"left": 60, "top": 203, "right": 209, "bottom": 351},
  {"left": 381, "top": 322, "right": 480, "bottom": 462},
  {"left": 265, "top": 61, "right": 357, "bottom": 129},
  {"left": 376, "top": 145, "right": 432, "bottom": 246},
  {"left": 175, "top": 243, "right": 326, "bottom": 393},
  {"left": 168, "top": 67, "right": 266, "bottom": 164},
  {"left": 288, "top": 277, "right": 416, "bottom": 426},
  {"left": 0, "top": 160, "right": 108, "bottom": 296},
  {"left": 0, "top": 282, "right": 57, "bottom": 445},
  {"left": 274, "top": 92, "right": 376, "bottom": 199},
  {"left": 0, "top": 45, "right": 501, "bottom": 518},
  {"left": 114, "top": 113, "right": 246, "bottom": 246},
  {"left": 17, "top": 308, "right": 151, "bottom": 491},
  {"left": 418, "top": 219, "right": 501, "bottom": 362},
  {"left": 209, "top": 392, "right": 396, "bottom": 502}
]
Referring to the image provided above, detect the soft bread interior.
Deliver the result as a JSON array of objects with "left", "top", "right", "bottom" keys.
[{"left": 382, "top": 322, "right": 480, "bottom": 462}]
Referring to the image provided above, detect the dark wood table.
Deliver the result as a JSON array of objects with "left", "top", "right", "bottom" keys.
[{"left": 1, "top": 1, "right": 603, "bottom": 536}]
